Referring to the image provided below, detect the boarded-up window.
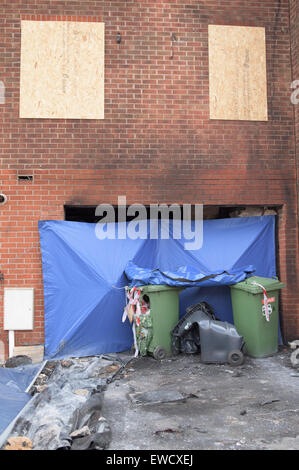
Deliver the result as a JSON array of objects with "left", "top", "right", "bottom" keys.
[
  {"left": 19, "top": 20, "right": 105, "bottom": 119},
  {"left": 209, "top": 25, "right": 268, "bottom": 121}
]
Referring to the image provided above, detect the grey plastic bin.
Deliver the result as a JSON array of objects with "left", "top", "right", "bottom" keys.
[
  {"left": 199, "top": 319, "right": 244, "bottom": 365},
  {"left": 171, "top": 302, "right": 215, "bottom": 355}
]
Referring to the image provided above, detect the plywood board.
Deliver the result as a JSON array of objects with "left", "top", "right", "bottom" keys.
[
  {"left": 209, "top": 25, "right": 268, "bottom": 121},
  {"left": 20, "top": 20, "right": 104, "bottom": 119},
  {"left": 4, "top": 288, "right": 34, "bottom": 330}
]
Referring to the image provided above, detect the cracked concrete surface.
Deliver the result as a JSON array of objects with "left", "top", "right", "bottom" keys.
[
  {"left": 101, "top": 348, "right": 299, "bottom": 450},
  {"left": 5, "top": 347, "right": 299, "bottom": 450}
]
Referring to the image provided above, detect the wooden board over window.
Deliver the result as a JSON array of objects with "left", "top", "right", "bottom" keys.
[
  {"left": 20, "top": 20, "right": 105, "bottom": 119},
  {"left": 209, "top": 25, "right": 268, "bottom": 121}
]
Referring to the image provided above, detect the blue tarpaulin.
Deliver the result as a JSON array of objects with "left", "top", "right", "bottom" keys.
[
  {"left": 124, "top": 261, "right": 255, "bottom": 287},
  {"left": 0, "top": 364, "right": 42, "bottom": 435},
  {"left": 39, "top": 216, "right": 276, "bottom": 360}
]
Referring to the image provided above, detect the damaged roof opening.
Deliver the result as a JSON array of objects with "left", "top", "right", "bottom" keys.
[{"left": 64, "top": 205, "right": 279, "bottom": 223}]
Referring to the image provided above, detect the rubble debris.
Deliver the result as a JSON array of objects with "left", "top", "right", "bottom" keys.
[
  {"left": 4, "top": 436, "right": 32, "bottom": 450},
  {"left": 11, "top": 417, "right": 32, "bottom": 436},
  {"left": 290, "top": 348, "right": 299, "bottom": 368},
  {"left": 228, "top": 206, "right": 278, "bottom": 220},
  {"left": 70, "top": 416, "right": 111, "bottom": 451},
  {"left": 41, "top": 362, "right": 56, "bottom": 376},
  {"left": 3, "top": 357, "right": 113, "bottom": 450},
  {"left": 154, "top": 428, "right": 181, "bottom": 435},
  {"left": 5, "top": 355, "right": 32, "bottom": 368},
  {"left": 100, "top": 354, "right": 120, "bottom": 361},
  {"left": 34, "top": 384, "right": 48, "bottom": 394},
  {"left": 186, "top": 392, "right": 200, "bottom": 399},
  {"left": 28, "top": 362, "right": 57, "bottom": 395},
  {"left": 260, "top": 399, "right": 280, "bottom": 407},
  {"left": 57, "top": 432, "right": 72, "bottom": 450},
  {"left": 3, "top": 349, "right": 299, "bottom": 451},
  {"left": 94, "top": 417, "right": 111, "bottom": 448},
  {"left": 106, "top": 358, "right": 134, "bottom": 384},
  {"left": 123, "top": 373, "right": 133, "bottom": 379},
  {"left": 61, "top": 359, "right": 74, "bottom": 368},
  {"left": 33, "top": 421, "right": 69, "bottom": 450},
  {"left": 70, "top": 425, "right": 91, "bottom": 438},
  {"left": 129, "top": 389, "right": 186, "bottom": 406},
  {"left": 74, "top": 389, "right": 90, "bottom": 397},
  {"left": 99, "top": 364, "right": 120, "bottom": 377},
  {"left": 263, "top": 209, "right": 277, "bottom": 216},
  {"left": 85, "top": 358, "right": 117, "bottom": 378},
  {"left": 32, "top": 385, "right": 52, "bottom": 407},
  {"left": 69, "top": 386, "right": 106, "bottom": 431},
  {"left": 35, "top": 373, "right": 48, "bottom": 385},
  {"left": 62, "top": 384, "right": 112, "bottom": 449}
]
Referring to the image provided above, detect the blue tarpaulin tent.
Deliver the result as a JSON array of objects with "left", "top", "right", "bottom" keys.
[
  {"left": 0, "top": 363, "right": 43, "bottom": 437},
  {"left": 38, "top": 216, "right": 276, "bottom": 360}
]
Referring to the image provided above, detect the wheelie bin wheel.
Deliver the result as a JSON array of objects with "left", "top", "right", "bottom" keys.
[
  {"left": 153, "top": 346, "right": 167, "bottom": 360},
  {"left": 228, "top": 350, "right": 244, "bottom": 366}
]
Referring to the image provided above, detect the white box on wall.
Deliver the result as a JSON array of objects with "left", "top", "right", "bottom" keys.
[{"left": 4, "top": 288, "right": 34, "bottom": 331}]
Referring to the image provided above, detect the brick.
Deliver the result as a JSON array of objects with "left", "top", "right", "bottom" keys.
[{"left": 0, "top": 0, "right": 298, "bottom": 358}]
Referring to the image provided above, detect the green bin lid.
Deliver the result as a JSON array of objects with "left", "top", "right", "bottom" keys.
[{"left": 230, "top": 276, "right": 285, "bottom": 294}]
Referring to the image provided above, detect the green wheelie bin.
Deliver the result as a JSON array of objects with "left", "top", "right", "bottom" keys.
[
  {"left": 130, "top": 285, "right": 181, "bottom": 360},
  {"left": 230, "top": 276, "right": 285, "bottom": 358}
]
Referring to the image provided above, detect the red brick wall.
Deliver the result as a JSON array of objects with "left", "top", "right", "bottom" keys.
[
  {"left": 289, "top": 0, "right": 299, "bottom": 341},
  {"left": 290, "top": 0, "right": 299, "bottom": 199},
  {"left": 0, "top": 0, "right": 298, "bottom": 357}
]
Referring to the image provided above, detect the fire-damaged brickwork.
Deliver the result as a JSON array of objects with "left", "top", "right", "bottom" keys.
[
  {"left": 0, "top": 0, "right": 298, "bottom": 358},
  {"left": 290, "top": 0, "right": 299, "bottom": 199}
]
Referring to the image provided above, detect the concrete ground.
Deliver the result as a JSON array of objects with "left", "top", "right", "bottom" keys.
[
  {"left": 102, "top": 348, "right": 299, "bottom": 450},
  {"left": 4, "top": 347, "right": 299, "bottom": 450}
]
